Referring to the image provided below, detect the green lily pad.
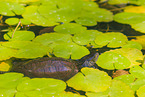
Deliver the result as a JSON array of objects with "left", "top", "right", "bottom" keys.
[
  {"left": 131, "top": 21, "right": 145, "bottom": 33},
  {"left": 75, "top": 17, "right": 97, "bottom": 26},
  {"left": 86, "top": 91, "right": 109, "bottom": 97},
  {"left": 20, "top": 18, "right": 31, "bottom": 25},
  {"left": 121, "top": 41, "right": 142, "bottom": 50},
  {"left": 97, "top": 48, "right": 143, "bottom": 69},
  {"left": 137, "top": 85, "right": 145, "bottom": 97},
  {"left": 5, "top": 18, "right": 19, "bottom": 25},
  {"left": 2, "top": 41, "right": 50, "bottom": 59},
  {"left": 0, "top": 73, "right": 29, "bottom": 89},
  {"left": 131, "top": 35, "right": 145, "bottom": 49},
  {"left": 17, "top": 78, "right": 66, "bottom": 96},
  {"left": 33, "top": 33, "right": 72, "bottom": 46},
  {"left": 0, "top": 88, "right": 15, "bottom": 97},
  {"left": 95, "top": 32, "right": 128, "bottom": 48},
  {"left": 54, "top": 23, "right": 87, "bottom": 34},
  {"left": 4, "top": 30, "right": 35, "bottom": 41},
  {"left": 112, "top": 48, "right": 143, "bottom": 68},
  {"left": 72, "top": 30, "right": 102, "bottom": 45},
  {"left": 109, "top": 80, "right": 134, "bottom": 97},
  {"left": 97, "top": 51, "right": 131, "bottom": 70},
  {"left": 0, "top": 1, "right": 25, "bottom": 16},
  {"left": 53, "top": 42, "right": 90, "bottom": 59},
  {"left": 67, "top": 67, "right": 112, "bottom": 92},
  {"left": 129, "top": 65, "right": 145, "bottom": 79},
  {"left": 108, "top": 0, "right": 129, "bottom": 4},
  {"left": 114, "top": 12, "right": 145, "bottom": 24},
  {"left": 22, "top": 5, "right": 59, "bottom": 26},
  {"left": 130, "top": 78, "right": 145, "bottom": 91},
  {"left": 113, "top": 74, "right": 136, "bottom": 88},
  {"left": 0, "top": 44, "right": 17, "bottom": 61}
]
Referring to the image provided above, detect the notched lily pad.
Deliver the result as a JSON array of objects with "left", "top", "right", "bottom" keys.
[
  {"left": 72, "top": 30, "right": 102, "bottom": 45},
  {"left": 95, "top": 32, "right": 128, "bottom": 48},
  {"left": 53, "top": 42, "right": 90, "bottom": 59},
  {"left": 67, "top": 67, "right": 112, "bottom": 92}
]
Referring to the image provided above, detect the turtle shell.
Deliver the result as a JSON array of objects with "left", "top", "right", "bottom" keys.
[{"left": 11, "top": 57, "right": 78, "bottom": 81}]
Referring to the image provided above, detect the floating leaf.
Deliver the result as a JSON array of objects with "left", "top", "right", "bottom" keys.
[
  {"left": 53, "top": 42, "right": 90, "bottom": 59},
  {"left": 108, "top": 0, "right": 129, "bottom": 4},
  {"left": 72, "top": 30, "right": 102, "bottom": 45},
  {"left": 131, "top": 21, "right": 145, "bottom": 33},
  {"left": 129, "top": 65, "right": 145, "bottom": 79},
  {"left": 0, "top": 59, "right": 12, "bottom": 71},
  {"left": 67, "top": 67, "right": 112, "bottom": 92},
  {"left": 96, "top": 51, "right": 131, "bottom": 70},
  {"left": 75, "top": 17, "right": 97, "bottom": 26},
  {"left": 114, "top": 12, "right": 145, "bottom": 24},
  {"left": 108, "top": 80, "right": 134, "bottom": 97},
  {"left": 124, "top": 6, "right": 145, "bottom": 13},
  {"left": 54, "top": 23, "right": 87, "bottom": 34},
  {"left": 33, "top": 33, "right": 72, "bottom": 46},
  {"left": 137, "top": 85, "right": 145, "bottom": 97},
  {"left": 20, "top": 18, "right": 31, "bottom": 25},
  {"left": 0, "top": 44, "right": 17, "bottom": 61},
  {"left": 97, "top": 48, "right": 143, "bottom": 69},
  {"left": 122, "top": 41, "right": 142, "bottom": 50},
  {"left": 132, "top": 35, "right": 145, "bottom": 49},
  {"left": 4, "top": 30, "right": 35, "bottom": 41},
  {"left": 131, "top": 78, "right": 145, "bottom": 91},
  {"left": 22, "top": 5, "right": 58, "bottom": 26},
  {"left": 113, "top": 74, "right": 136, "bottom": 87},
  {"left": 0, "top": 88, "right": 15, "bottom": 97},
  {"left": 1, "top": 0, "right": 40, "bottom": 3},
  {"left": 0, "top": 73, "right": 28, "bottom": 89},
  {"left": 2, "top": 41, "right": 50, "bottom": 59},
  {"left": 0, "top": 1, "right": 25, "bottom": 16},
  {"left": 95, "top": 32, "right": 128, "bottom": 48},
  {"left": 5, "top": 18, "right": 19, "bottom": 25},
  {"left": 17, "top": 78, "right": 66, "bottom": 96},
  {"left": 86, "top": 90, "right": 109, "bottom": 97}
]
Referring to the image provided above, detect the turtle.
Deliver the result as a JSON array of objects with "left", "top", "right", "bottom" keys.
[{"left": 11, "top": 52, "right": 99, "bottom": 81}]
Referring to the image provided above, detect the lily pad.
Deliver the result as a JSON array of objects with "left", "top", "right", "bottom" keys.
[
  {"left": 97, "top": 48, "right": 143, "bottom": 69},
  {"left": 54, "top": 23, "right": 87, "bottom": 34},
  {"left": 4, "top": 30, "right": 35, "bottom": 41},
  {"left": 114, "top": 12, "right": 145, "bottom": 24},
  {"left": 5, "top": 18, "right": 19, "bottom": 25},
  {"left": 131, "top": 35, "right": 145, "bottom": 49},
  {"left": 72, "top": 30, "right": 102, "bottom": 45},
  {"left": 53, "top": 42, "right": 90, "bottom": 59},
  {"left": 108, "top": 80, "right": 134, "bottom": 97},
  {"left": 17, "top": 78, "right": 66, "bottom": 96},
  {"left": 129, "top": 65, "right": 145, "bottom": 79},
  {"left": 0, "top": 1, "right": 25, "bottom": 16},
  {"left": 95, "top": 32, "right": 128, "bottom": 48},
  {"left": 121, "top": 41, "right": 142, "bottom": 50},
  {"left": 137, "top": 85, "right": 145, "bottom": 97},
  {"left": 2, "top": 41, "right": 50, "bottom": 59},
  {"left": 0, "top": 44, "right": 17, "bottom": 61},
  {"left": 96, "top": 51, "right": 131, "bottom": 69},
  {"left": 33, "top": 33, "right": 72, "bottom": 46},
  {"left": 67, "top": 67, "right": 112, "bottom": 92}
]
